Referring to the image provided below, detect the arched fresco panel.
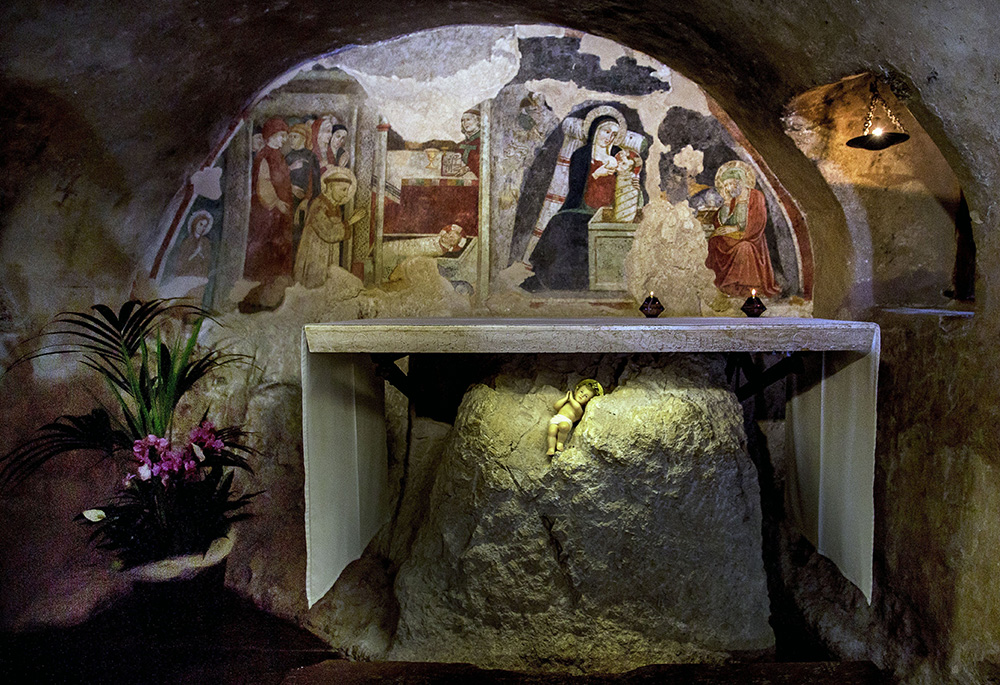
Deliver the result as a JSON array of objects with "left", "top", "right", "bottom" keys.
[{"left": 150, "top": 25, "right": 811, "bottom": 317}]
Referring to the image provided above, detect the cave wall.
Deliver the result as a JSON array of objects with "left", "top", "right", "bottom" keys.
[{"left": 2, "top": 1, "right": 1000, "bottom": 682}]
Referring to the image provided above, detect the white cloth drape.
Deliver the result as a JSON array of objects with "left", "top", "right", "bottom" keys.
[
  {"left": 785, "top": 330, "right": 880, "bottom": 603},
  {"left": 302, "top": 336, "right": 388, "bottom": 608}
]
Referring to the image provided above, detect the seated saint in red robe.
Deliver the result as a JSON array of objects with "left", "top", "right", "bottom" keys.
[{"left": 705, "top": 161, "right": 780, "bottom": 298}]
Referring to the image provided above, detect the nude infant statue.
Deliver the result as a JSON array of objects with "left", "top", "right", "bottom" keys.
[{"left": 546, "top": 378, "right": 604, "bottom": 456}]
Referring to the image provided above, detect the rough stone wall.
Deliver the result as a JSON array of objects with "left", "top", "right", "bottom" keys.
[
  {"left": 784, "top": 75, "right": 961, "bottom": 310},
  {"left": 2, "top": 1, "right": 1000, "bottom": 682},
  {"left": 322, "top": 354, "right": 773, "bottom": 673},
  {"left": 871, "top": 314, "right": 998, "bottom": 683}
]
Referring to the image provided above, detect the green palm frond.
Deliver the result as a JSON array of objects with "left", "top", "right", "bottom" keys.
[
  {"left": 0, "top": 409, "right": 131, "bottom": 489},
  {"left": 4, "top": 299, "right": 209, "bottom": 380},
  {"left": 175, "top": 349, "right": 250, "bottom": 400},
  {"left": 213, "top": 426, "right": 257, "bottom": 472},
  {"left": 1, "top": 299, "right": 252, "bottom": 487}
]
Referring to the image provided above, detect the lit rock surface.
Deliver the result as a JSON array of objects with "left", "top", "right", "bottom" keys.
[
  {"left": 388, "top": 355, "right": 773, "bottom": 672},
  {"left": 624, "top": 198, "right": 718, "bottom": 316}
]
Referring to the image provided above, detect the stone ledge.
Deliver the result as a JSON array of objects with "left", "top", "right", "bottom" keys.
[{"left": 305, "top": 318, "right": 878, "bottom": 354}]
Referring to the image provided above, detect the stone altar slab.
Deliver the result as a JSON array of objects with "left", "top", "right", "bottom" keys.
[
  {"left": 304, "top": 317, "right": 878, "bottom": 354},
  {"left": 301, "top": 318, "right": 879, "bottom": 607}
]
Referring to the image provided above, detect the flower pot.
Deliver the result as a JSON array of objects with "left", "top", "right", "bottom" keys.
[{"left": 128, "top": 536, "right": 233, "bottom": 634}]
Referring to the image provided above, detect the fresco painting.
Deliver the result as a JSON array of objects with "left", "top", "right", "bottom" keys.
[
  {"left": 657, "top": 106, "right": 794, "bottom": 300},
  {"left": 296, "top": 166, "right": 362, "bottom": 289},
  {"left": 701, "top": 161, "right": 780, "bottom": 297},
  {"left": 377, "top": 106, "right": 486, "bottom": 294},
  {"left": 237, "top": 109, "right": 361, "bottom": 312},
  {"left": 150, "top": 26, "right": 810, "bottom": 315},
  {"left": 159, "top": 156, "right": 226, "bottom": 309},
  {"left": 515, "top": 105, "right": 650, "bottom": 293}
]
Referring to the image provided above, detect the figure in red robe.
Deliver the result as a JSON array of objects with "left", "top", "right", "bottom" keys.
[
  {"left": 705, "top": 161, "right": 780, "bottom": 297},
  {"left": 457, "top": 109, "right": 481, "bottom": 177},
  {"left": 244, "top": 118, "right": 294, "bottom": 307}
]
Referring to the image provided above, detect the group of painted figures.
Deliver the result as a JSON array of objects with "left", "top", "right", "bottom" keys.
[
  {"left": 243, "top": 115, "right": 358, "bottom": 311},
  {"left": 240, "top": 104, "right": 779, "bottom": 310},
  {"left": 518, "top": 107, "right": 779, "bottom": 299}
]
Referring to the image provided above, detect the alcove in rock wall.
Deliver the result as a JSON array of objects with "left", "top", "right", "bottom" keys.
[{"left": 312, "top": 353, "right": 772, "bottom": 673}]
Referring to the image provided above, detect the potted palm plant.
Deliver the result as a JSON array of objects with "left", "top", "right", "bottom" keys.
[{"left": 0, "top": 300, "right": 258, "bottom": 583}]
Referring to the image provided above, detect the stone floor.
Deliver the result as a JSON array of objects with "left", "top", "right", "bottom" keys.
[
  {"left": 0, "top": 588, "right": 894, "bottom": 684},
  {"left": 288, "top": 660, "right": 892, "bottom": 684}
]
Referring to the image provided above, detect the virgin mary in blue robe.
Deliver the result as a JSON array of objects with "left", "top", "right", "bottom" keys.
[{"left": 520, "top": 115, "right": 623, "bottom": 292}]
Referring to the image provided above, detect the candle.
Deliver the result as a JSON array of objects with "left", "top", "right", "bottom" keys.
[
  {"left": 741, "top": 288, "right": 766, "bottom": 318},
  {"left": 639, "top": 291, "right": 664, "bottom": 318}
]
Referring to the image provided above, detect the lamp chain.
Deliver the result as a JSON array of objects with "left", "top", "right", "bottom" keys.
[{"left": 863, "top": 85, "right": 906, "bottom": 135}]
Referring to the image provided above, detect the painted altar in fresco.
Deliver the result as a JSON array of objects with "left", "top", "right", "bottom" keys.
[
  {"left": 374, "top": 105, "right": 490, "bottom": 296},
  {"left": 148, "top": 26, "right": 812, "bottom": 317}
]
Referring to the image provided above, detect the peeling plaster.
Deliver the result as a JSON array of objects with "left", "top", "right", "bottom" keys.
[
  {"left": 191, "top": 166, "right": 222, "bottom": 201},
  {"left": 578, "top": 32, "right": 672, "bottom": 84},
  {"left": 320, "top": 28, "right": 520, "bottom": 142},
  {"left": 579, "top": 32, "right": 632, "bottom": 71},
  {"left": 673, "top": 145, "right": 705, "bottom": 176},
  {"left": 515, "top": 24, "right": 566, "bottom": 39}
]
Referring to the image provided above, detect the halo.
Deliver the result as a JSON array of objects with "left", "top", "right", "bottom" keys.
[
  {"left": 582, "top": 105, "right": 627, "bottom": 146},
  {"left": 320, "top": 167, "right": 357, "bottom": 206},
  {"left": 575, "top": 378, "right": 605, "bottom": 397},
  {"left": 187, "top": 209, "right": 214, "bottom": 236},
  {"left": 714, "top": 160, "right": 756, "bottom": 189}
]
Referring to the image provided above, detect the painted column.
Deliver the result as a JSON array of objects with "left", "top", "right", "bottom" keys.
[
  {"left": 342, "top": 105, "right": 359, "bottom": 271},
  {"left": 373, "top": 117, "right": 389, "bottom": 287},
  {"left": 477, "top": 102, "right": 491, "bottom": 302}
]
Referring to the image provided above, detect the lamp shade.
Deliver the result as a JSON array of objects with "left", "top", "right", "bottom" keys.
[{"left": 846, "top": 131, "right": 910, "bottom": 150}]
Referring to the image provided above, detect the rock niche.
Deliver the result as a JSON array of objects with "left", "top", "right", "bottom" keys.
[{"left": 385, "top": 354, "right": 774, "bottom": 673}]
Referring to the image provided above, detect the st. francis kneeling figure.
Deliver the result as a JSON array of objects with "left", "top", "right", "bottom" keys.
[{"left": 547, "top": 379, "right": 604, "bottom": 456}]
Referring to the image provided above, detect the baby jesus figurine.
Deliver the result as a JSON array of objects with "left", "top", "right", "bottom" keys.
[{"left": 546, "top": 379, "right": 604, "bottom": 456}]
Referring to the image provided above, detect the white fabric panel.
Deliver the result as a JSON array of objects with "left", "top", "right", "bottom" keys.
[
  {"left": 353, "top": 357, "right": 389, "bottom": 555},
  {"left": 301, "top": 336, "right": 388, "bottom": 608},
  {"left": 785, "top": 354, "right": 825, "bottom": 544},
  {"left": 786, "top": 329, "right": 879, "bottom": 603}
]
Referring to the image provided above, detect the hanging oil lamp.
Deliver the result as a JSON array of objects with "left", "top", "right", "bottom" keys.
[{"left": 846, "top": 80, "right": 910, "bottom": 151}]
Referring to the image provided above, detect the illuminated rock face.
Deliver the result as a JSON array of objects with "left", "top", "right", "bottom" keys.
[
  {"left": 388, "top": 355, "right": 773, "bottom": 672},
  {"left": 624, "top": 197, "right": 719, "bottom": 315}
]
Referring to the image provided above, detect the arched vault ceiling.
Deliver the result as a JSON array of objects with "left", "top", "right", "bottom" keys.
[
  {"left": 2, "top": 0, "right": 996, "bottom": 180},
  {"left": 2, "top": 0, "right": 999, "bottom": 313}
]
